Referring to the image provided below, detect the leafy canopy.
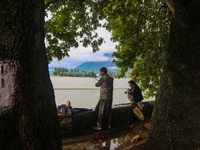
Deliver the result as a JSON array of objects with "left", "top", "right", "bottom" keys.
[
  {"left": 102, "top": 0, "right": 171, "bottom": 98},
  {"left": 45, "top": 0, "right": 171, "bottom": 98},
  {"left": 45, "top": 0, "right": 104, "bottom": 62}
]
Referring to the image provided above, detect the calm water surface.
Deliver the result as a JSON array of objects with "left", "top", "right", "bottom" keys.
[
  {"left": 50, "top": 76, "right": 151, "bottom": 108},
  {"left": 51, "top": 77, "right": 130, "bottom": 108}
]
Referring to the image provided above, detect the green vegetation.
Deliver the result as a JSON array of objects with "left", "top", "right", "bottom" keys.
[
  {"left": 101, "top": 0, "right": 171, "bottom": 98},
  {"left": 45, "top": 0, "right": 104, "bottom": 62},
  {"left": 44, "top": 0, "right": 171, "bottom": 98},
  {"left": 2, "top": 0, "right": 199, "bottom": 148},
  {"left": 52, "top": 67, "right": 128, "bottom": 78},
  {"left": 52, "top": 67, "right": 96, "bottom": 77},
  {"left": 108, "top": 70, "right": 130, "bottom": 78}
]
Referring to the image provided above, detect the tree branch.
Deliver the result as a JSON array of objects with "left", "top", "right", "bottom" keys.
[
  {"left": 45, "top": 0, "right": 60, "bottom": 9},
  {"left": 165, "top": 0, "right": 175, "bottom": 14}
]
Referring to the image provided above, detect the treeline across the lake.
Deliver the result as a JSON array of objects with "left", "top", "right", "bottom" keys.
[
  {"left": 52, "top": 67, "right": 97, "bottom": 77},
  {"left": 52, "top": 67, "right": 130, "bottom": 78}
]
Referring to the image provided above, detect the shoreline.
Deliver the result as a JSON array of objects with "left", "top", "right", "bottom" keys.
[
  {"left": 54, "top": 87, "right": 127, "bottom": 90},
  {"left": 50, "top": 75, "right": 130, "bottom": 79}
]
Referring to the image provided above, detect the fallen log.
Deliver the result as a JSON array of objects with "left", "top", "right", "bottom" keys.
[{"left": 59, "top": 101, "right": 154, "bottom": 135}]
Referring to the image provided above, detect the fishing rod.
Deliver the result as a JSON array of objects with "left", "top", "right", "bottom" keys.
[{"left": 91, "top": 76, "right": 99, "bottom": 81}]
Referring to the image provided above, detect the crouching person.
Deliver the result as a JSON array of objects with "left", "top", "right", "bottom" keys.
[{"left": 125, "top": 80, "right": 143, "bottom": 107}]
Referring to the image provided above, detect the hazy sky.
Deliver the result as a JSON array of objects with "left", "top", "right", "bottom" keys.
[{"left": 49, "top": 27, "right": 117, "bottom": 68}]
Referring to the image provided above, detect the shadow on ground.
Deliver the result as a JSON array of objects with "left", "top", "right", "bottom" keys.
[{"left": 62, "top": 119, "right": 151, "bottom": 150}]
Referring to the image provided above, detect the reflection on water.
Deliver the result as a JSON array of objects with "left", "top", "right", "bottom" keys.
[{"left": 62, "top": 123, "right": 150, "bottom": 150}]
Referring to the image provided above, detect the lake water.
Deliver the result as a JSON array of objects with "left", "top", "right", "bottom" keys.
[{"left": 50, "top": 76, "right": 151, "bottom": 108}]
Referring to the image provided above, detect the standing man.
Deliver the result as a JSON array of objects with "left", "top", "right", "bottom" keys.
[
  {"left": 93, "top": 67, "right": 113, "bottom": 131},
  {"left": 124, "top": 80, "right": 143, "bottom": 105}
]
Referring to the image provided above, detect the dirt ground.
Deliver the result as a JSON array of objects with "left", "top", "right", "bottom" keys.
[{"left": 62, "top": 119, "right": 151, "bottom": 150}]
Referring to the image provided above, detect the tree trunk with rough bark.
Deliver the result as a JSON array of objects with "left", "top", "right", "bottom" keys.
[
  {"left": 148, "top": 1, "right": 200, "bottom": 149},
  {"left": 0, "top": 0, "right": 61, "bottom": 149}
]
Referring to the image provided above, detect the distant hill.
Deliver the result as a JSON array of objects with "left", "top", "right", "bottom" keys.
[
  {"left": 75, "top": 61, "right": 118, "bottom": 74},
  {"left": 103, "top": 52, "right": 113, "bottom": 58},
  {"left": 49, "top": 52, "right": 117, "bottom": 75}
]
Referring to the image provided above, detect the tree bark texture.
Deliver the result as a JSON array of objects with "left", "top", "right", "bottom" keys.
[
  {"left": 148, "top": 1, "right": 200, "bottom": 150},
  {"left": 0, "top": 0, "right": 61, "bottom": 149}
]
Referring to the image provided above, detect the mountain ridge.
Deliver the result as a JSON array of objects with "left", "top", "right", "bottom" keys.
[
  {"left": 49, "top": 53, "right": 117, "bottom": 75},
  {"left": 75, "top": 60, "right": 118, "bottom": 74}
]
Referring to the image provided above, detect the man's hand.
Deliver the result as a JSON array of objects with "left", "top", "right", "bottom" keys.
[{"left": 128, "top": 89, "right": 131, "bottom": 92}]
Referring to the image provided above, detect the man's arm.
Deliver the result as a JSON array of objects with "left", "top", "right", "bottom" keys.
[
  {"left": 128, "top": 87, "right": 135, "bottom": 95},
  {"left": 95, "top": 77, "right": 104, "bottom": 87}
]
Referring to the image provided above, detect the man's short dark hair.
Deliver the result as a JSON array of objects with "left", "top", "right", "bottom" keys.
[
  {"left": 100, "top": 67, "right": 107, "bottom": 73},
  {"left": 128, "top": 80, "right": 135, "bottom": 85}
]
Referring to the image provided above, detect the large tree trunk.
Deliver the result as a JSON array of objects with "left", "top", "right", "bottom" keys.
[
  {"left": 148, "top": 1, "right": 200, "bottom": 149},
  {"left": 0, "top": 0, "right": 61, "bottom": 149}
]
